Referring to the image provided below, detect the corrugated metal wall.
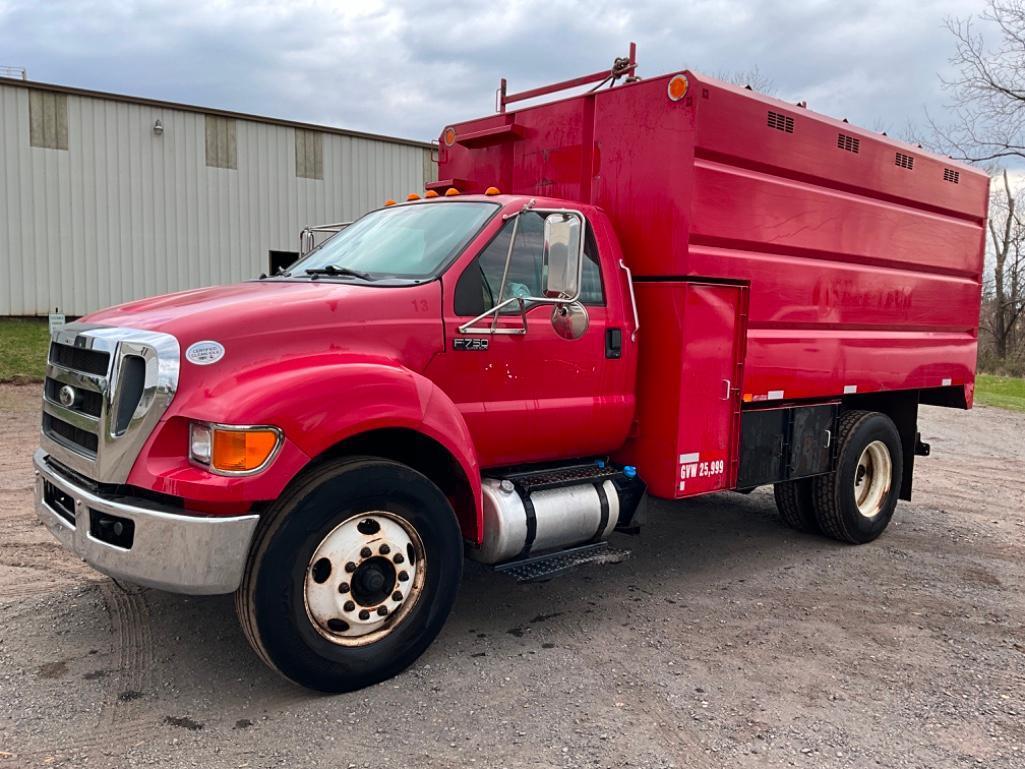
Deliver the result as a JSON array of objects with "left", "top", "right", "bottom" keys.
[{"left": 0, "top": 82, "right": 437, "bottom": 315}]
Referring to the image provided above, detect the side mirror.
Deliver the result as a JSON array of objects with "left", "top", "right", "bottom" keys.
[{"left": 543, "top": 213, "right": 582, "bottom": 299}]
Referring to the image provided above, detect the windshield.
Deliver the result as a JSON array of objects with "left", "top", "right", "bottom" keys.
[{"left": 288, "top": 201, "right": 499, "bottom": 281}]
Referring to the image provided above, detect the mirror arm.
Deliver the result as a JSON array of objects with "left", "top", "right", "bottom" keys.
[
  {"left": 458, "top": 296, "right": 529, "bottom": 335},
  {"left": 618, "top": 259, "right": 639, "bottom": 341},
  {"left": 492, "top": 212, "right": 522, "bottom": 332}
]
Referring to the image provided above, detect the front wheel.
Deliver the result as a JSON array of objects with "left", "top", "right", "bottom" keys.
[
  {"left": 236, "top": 457, "right": 463, "bottom": 692},
  {"left": 812, "top": 410, "right": 903, "bottom": 544}
]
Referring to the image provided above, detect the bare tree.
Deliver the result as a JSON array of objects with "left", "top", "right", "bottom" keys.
[
  {"left": 985, "top": 169, "right": 1025, "bottom": 361},
  {"left": 716, "top": 66, "right": 777, "bottom": 96},
  {"left": 931, "top": 1, "right": 1025, "bottom": 162}
]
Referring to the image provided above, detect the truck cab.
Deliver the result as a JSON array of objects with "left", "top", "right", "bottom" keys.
[{"left": 34, "top": 191, "right": 645, "bottom": 691}]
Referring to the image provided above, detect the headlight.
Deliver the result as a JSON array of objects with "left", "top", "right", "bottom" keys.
[
  {"left": 189, "top": 423, "right": 212, "bottom": 464},
  {"left": 189, "top": 422, "right": 282, "bottom": 474}
]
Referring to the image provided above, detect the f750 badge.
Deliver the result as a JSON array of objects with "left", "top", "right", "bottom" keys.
[{"left": 454, "top": 338, "right": 489, "bottom": 351}]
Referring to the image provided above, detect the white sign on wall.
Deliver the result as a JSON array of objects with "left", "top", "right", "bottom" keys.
[{"left": 48, "top": 311, "right": 65, "bottom": 335}]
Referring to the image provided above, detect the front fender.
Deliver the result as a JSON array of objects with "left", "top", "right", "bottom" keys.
[{"left": 128, "top": 354, "right": 483, "bottom": 537}]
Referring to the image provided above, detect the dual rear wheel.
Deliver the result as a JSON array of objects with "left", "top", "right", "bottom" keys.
[{"left": 773, "top": 410, "right": 903, "bottom": 544}]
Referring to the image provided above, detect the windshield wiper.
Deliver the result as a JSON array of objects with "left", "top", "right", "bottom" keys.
[{"left": 304, "top": 265, "right": 373, "bottom": 280}]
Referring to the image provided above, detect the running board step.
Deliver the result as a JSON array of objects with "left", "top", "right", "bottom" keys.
[{"left": 493, "top": 542, "right": 630, "bottom": 583}]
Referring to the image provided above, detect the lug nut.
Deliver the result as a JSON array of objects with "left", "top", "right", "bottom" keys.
[
  {"left": 343, "top": 600, "right": 355, "bottom": 612},
  {"left": 393, "top": 553, "right": 404, "bottom": 564},
  {"left": 392, "top": 591, "right": 403, "bottom": 602},
  {"left": 360, "top": 547, "right": 372, "bottom": 558},
  {"left": 358, "top": 609, "right": 371, "bottom": 620},
  {"left": 344, "top": 561, "right": 356, "bottom": 573},
  {"left": 377, "top": 606, "right": 388, "bottom": 616},
  {"left": 338, "top": 583, "right": 350, "bottom": 594},
  {"left": 379, "top": 544, "right": 391, "bottom": 555},
  {"left": 398, "top": 571, "right": 409, "bottom": 582}
]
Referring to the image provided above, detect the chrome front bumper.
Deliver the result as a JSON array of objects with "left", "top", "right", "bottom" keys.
[{"left": 34, "top": 449, "right": 259, "bottom": 595}]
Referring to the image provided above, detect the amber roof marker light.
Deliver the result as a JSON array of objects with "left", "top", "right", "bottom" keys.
[
  {"left": 442, "top": 127, "right": 457, "bottom": 146},
  {"left": 667, "top": 73, "right": 689, "bottom": 102}
]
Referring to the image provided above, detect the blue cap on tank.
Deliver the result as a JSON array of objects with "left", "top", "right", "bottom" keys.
[
  {"left": 595, "top": 459, "right": 606, "bottom": 469},
  {"left": 623, "top": 465, "right": 637, "bottom": 478}
]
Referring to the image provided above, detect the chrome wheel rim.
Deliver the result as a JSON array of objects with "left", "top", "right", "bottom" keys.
[
  {"left": 854, "top": 440, "right": 892, "bottom": 519},
  {"left": 304, "top": 511, "right": 426, "bottom": 647}
]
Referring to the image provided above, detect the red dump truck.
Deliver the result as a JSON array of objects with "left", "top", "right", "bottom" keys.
[{"left": 35, "top": 50, "right": 987, "bottom": 691}]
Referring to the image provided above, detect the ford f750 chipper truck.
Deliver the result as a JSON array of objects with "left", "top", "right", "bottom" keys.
[{"left": 34, "top": 49, "right": 988, "bottom": 691}]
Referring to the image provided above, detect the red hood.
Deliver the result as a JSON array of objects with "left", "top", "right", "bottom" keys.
[
  {"left": 83, "top": 279, "right": 445, "bottom": 375},
  {"left": 87, "top": 280, "right": 373, "bottom": 335}
]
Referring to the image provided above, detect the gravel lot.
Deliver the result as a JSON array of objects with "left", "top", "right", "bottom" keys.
[{"left": 1, "top": 383, "right": 1023, "bottom": 768}]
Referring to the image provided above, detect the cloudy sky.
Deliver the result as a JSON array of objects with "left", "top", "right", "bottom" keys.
[{"left": 0, "top": 0, "right": 988, "bottom": 143}]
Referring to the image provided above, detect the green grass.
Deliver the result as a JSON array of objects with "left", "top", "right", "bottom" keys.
[
  {"left": 0, "top": 318, "right": 50, "bottom": 383},
  {"left": 975, "top": 373, "right": 1025, "bottom": 413}
]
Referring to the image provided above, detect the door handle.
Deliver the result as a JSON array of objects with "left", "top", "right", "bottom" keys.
[
  {"left": 605, "top": 328, "right": 623, "bottom": 359},
  {"left": 723, "top": 379, "right": 732, "bottom": 400}
]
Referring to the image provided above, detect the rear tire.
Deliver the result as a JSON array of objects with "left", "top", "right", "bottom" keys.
[
  {"left": 236, "top": 456, "right": 463, "bottom": 692},
  {"left": 812, "top": 410, "right": 902, "bottom": 544},
  {"left": 773, "top": 478, "right": 819, "bottom": 533}
]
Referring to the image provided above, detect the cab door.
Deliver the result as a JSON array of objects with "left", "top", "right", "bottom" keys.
[{"left": 428, "top": 209, "right": 634, "bottom": 468}]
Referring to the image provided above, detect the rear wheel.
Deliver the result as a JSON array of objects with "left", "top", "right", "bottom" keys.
[
  {"left": 773, "top": 478, "right": 819, "bottom": 533},
  {"left": 812, "top": 410, "right": 902, "bottom": 544},
  {"left": 236, "top": 457, "right": 463, "bottom": 692}
]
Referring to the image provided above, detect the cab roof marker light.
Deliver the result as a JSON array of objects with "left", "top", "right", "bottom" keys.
[
  {"left": 406, "top": 193, "right": 421, "bottom": 201},
  {"left": 445, "top": 188, "right": 460, "bottom": 196},
  {"left": 424, "top": 190, "right": 439, "bottom": 198},
  {"left": 384, "top": 199, "right": 397, "bottom": 206},
  {"left": 485, "top": 186, "right": 501, "bottom": 195}
]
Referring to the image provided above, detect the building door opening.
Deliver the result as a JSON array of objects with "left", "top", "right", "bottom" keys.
[{"left": 269, "top": 250, "right": 300, "bottom": 275}]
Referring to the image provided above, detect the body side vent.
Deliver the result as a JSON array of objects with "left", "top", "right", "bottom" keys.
[
  {"left": 943, "top": 168, "right": 960, "bottom": 184},
  {"left": 895, "top": 152, "right": 914, "bottom": 170},
  {"left": 767, "top": 111, "right": 794, "bottom": 134},
  {"left": 837, "top": 133, "right": 860, "bottom": 153}
]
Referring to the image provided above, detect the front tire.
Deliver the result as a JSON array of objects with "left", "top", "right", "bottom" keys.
[
  {"left": 812, "top": 410, "right": 903, "bottom": 544},
  {"left": 236, "top": 457, "right": 463, "bottom": 692}
]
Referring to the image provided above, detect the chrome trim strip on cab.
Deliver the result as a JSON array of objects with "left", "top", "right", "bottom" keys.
[{"left": 34, "top": 450, "right": 259, "bottom": 595}]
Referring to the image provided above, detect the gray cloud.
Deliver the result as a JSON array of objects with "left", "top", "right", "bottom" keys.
[{"left": 0, "top": 0, "right": 987, "bottom": 142}]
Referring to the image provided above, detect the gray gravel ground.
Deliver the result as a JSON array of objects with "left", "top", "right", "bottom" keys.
[{"left": 0, "top": 383, "right": 1023, "bottom": 768}]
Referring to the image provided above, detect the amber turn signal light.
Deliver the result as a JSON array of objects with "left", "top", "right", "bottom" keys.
[{"left": 190, "top": 423, "right": 281, "bottom": 474}]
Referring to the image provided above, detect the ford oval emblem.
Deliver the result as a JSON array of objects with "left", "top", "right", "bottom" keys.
[
  {"left": 185, "top": 340, "right": 225, "bottom": 366},
  {"left": 58, "top": 384, "right": 77, "bottom": 408}
]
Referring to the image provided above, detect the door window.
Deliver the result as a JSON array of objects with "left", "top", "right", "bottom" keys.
[{"left": 454, "top": 213, "right": 605, "bottom": 316}]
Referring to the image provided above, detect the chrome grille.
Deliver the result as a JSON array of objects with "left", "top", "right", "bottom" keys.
[
  {"left": 40, "top": 325, "right": 180, "bottom": 484},
  {"left": 43, "top": 412, "right": 99, "bottom": 454},
  {"left": 44, "top": 377, "right": 104, "bottom": 418},
  {"left": 49, "top": 342, "right": 110, "bottom": 375}
]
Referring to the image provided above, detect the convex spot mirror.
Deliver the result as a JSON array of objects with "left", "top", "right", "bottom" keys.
[
  {"left": 551, "top": 301, "right": 589, "bottom": 340},
  {"left": 543, "top": 213, "right": 583, "bottom": 299}
]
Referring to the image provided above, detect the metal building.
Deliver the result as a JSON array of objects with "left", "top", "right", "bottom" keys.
[{"left": 0, "top": 77, "right": 436, "bottom": 316}]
